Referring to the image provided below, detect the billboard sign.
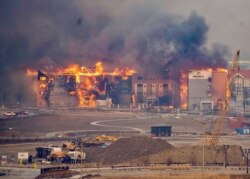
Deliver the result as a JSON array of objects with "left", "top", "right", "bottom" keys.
[
  {"left": 18, "top": 152, "right": 29, "bottom": 160},
  {"left": 189, "top": 70, "right": 212, "bottom": 80}
]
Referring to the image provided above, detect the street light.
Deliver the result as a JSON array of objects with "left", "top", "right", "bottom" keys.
[
  {"left": 201, "top": 121, "right": 208, "bottom": 177},
  {"left": 245, "top": 148, "right": 250, "bottom": 174},
  {"left": 202, "top": 134, "right": 205, "bottom": 176},
  {"left": 223, "top": 145, "right": 229, "bottom": 168}
]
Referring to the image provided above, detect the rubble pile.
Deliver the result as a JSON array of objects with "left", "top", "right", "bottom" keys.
[{"left": 95, "top": 136, "right": 173, "bottom": 164}]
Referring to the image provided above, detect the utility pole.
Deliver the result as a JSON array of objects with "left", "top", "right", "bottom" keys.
[
  {"left": 245, "top": 149, "right": 250, "bottom": 174},
  {"left": 202, "top": 122, "right": 206, "bottom": 178},
  {"left": 202, "top": 135, "right": 205, "bottom": 175},
  {"left": 223, "top": 145, "right": 229, "bottom": 168}
]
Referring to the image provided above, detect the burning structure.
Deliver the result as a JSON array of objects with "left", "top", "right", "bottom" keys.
[
  {"left": 180, "top": 67, "right": 250, "bottom": 112},
  {"left": 181, "top": 68, "right": 228, "bottom": 111},
  {"left": 187, "top": 69, "right": 213, "bottom": 111},
  {"left": 27, "top": 62, "right": 136, "bottom": 108}
]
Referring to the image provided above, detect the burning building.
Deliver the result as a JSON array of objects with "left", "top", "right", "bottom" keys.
[
  {"left": 27, "top": 62, "right": 136, "bottom": 108},
  {"left": 183, "top": 68, "right": 250, "bottom": 112},
  {"left": 30, "top": 63, "right": 250, "bottom": 112},
  {"left": 186, "top": 69, "right": 230, "bottom": 111},
  {"left": 188, "top": 70, "right": 213, "bottom": 111}
]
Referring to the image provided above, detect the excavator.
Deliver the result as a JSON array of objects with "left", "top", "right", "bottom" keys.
[{"left": 207, "top": 50, "right": 240, "bottom": 146}]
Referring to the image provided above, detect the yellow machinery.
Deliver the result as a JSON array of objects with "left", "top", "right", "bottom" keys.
[
  {"left": 62, "top": 142, "right": 77, "bottom": 151},
  {"left": 208, "top": 50, "right": 240, "bottom": 146},
  {"left": 48, "top": 151, "right": 68, "bottom": 162},
  {"left": 95, "top": 135, "right": 119, "bottom": 142}
]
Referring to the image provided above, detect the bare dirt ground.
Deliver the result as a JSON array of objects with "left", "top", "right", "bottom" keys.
[
  {"left": 93, "top": 173, "right": 250, "bottom": 179},
  {"left": 0, "top": 110, "right": 137, "bottom": 138},
  {"left": 0, "top": 109, "right": 250, "bottom": 179}
]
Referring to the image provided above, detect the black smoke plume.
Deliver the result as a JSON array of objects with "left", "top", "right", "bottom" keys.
[{"left": 0, "top": 0, "right": 229, "bottom": 106}]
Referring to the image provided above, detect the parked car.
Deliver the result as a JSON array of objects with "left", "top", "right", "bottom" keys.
[
  {"left": 15, "top": 111, "right": 29, "bottom": 116},
  {"left": 3, "top": 112, "right": 16, "bottom": 116}
]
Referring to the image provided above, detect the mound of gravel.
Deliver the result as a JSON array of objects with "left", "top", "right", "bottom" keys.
[{"left": 97, "top": 136, "right": 173, "bottom": 164}]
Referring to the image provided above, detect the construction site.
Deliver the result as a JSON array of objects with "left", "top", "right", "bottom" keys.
[{"left": 0, "top": 51, "right": 250, "bottom": 179}]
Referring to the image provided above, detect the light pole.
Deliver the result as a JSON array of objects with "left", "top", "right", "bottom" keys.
[
  {"left": 202, "top": 134, "right": 205, "bottom": 175},
  {"left": 202, "top": 122, "right": 207, "bottom": 177},
  {"left": 245, "top": 149, "right": 250, "bottom": 174},
  {"left": 223, "top": 145, "right": 229, "bottom": 168}
]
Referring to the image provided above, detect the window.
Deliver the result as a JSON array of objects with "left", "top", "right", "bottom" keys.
[{"left": 163, "top": 84, "right": 168, "bottom": 88}]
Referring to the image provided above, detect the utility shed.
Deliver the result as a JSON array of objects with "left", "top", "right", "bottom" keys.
[{"left": 151, "top": 126, "right": 172, "bottom": 137}]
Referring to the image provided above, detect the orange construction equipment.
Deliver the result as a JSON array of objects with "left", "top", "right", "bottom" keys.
[
  {"left": 208, "top": 50, "right": 240, "bottom": 146},
  {"left": 95, "top": 135, "right": 119, "bottom": 142}
]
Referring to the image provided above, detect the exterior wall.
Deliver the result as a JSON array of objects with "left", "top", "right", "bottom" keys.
[
  {"left": 37, "top": 76, "right": 49, "bottom": 107},
  {"left": 132, "top": 75, "right": 176, "bottom": 105},
  {"left": 188, "top": 70, "right": 212, "bottom": 111},
  {"left": 212, "top": 70, "right": 250, "bottom": 112},
  {"left": 211, "top": 71, "right": 227, "bottom": 108},
  {"left": 115, "top": 76, "right": 133, "bottom": 105},
  {"left": 49, "top": 76, "right": 78, "bottom": 107},
  {"left": 231, "top": 73, "right": 250, "bottom": 112}
]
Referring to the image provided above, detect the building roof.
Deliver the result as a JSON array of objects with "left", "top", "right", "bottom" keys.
[{"left": 238, "top": 69, "right": 250, "bottom": 79}]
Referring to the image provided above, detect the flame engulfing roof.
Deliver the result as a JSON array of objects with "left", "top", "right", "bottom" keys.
[{"left": 26, "top": 62, "right": 136, "bottom": 108}]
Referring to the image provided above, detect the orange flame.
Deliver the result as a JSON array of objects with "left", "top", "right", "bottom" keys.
[
  {"left": 214, "top": 68, "right": 228, "bottom": 73},
  {"left": 95, "top": 61, "right": 104, "bottom": 75},
  {"left": 180, "top": 71, "right": 188, "bottom": 109},
  {"left": 180, "top": 67, "right": 227, "bottom": 110},
  {"left": 27, "top": 61, "right": 136, "bottom": 108},
  {"left": 26, "top": 69, "right": 38, "bottom": 76}
]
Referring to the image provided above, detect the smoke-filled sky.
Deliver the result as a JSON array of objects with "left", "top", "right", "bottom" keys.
[{"left": 0, "top": 0, "right": 249, "bottom": 80}]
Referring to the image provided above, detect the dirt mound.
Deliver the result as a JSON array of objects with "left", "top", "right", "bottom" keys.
[
  {"left": 96, "top": 136, "right": 173, "bottom": 164},
  {"left": 130, "top": 145, "right": 244, "bottom": 166}
]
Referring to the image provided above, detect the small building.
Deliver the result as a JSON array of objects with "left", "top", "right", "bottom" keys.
[{"left": 151, "top": 126, "right": 172, "bottom": 137}]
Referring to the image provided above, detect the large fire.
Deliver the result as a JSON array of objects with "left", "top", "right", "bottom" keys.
[
  {"left": 27, "top": 62, "right": 136, "bottom": 108},
  {"left": 180, "top": 71, "right": 188, "bottom": 109},
  {"left": 180, "top": 68, "right": 228, "bottom": 110}
]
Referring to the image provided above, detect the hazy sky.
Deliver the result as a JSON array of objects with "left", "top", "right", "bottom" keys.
[{"left": 164, "top": 0, "right": 250, "bottom": 61}]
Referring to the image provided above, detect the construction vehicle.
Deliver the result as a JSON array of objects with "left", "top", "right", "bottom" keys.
[
  {"left": 36, "top": 142, "right": 86, "bottom": 163},
  {"left": 207, "top": 50, "right": 240, "bottom": 146},
  {"left": 62, "top": 142, "right": 77, "bottom": 151},
  {"left": 67, "top": 151, "right": 86, "bottom": 163},
  {"left": 95, "top": 135, "right": 119, "bottom": 142},
  {"left": 48, "top": 151, "right": 67, "bottom": 162}
]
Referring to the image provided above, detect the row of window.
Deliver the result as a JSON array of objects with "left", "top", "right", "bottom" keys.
[
  {"left": 137, "top": 92, "right": 163, "bottom": 96},
  {"left": 137, "top": 84, "right": 168, "bottom": 88}
]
